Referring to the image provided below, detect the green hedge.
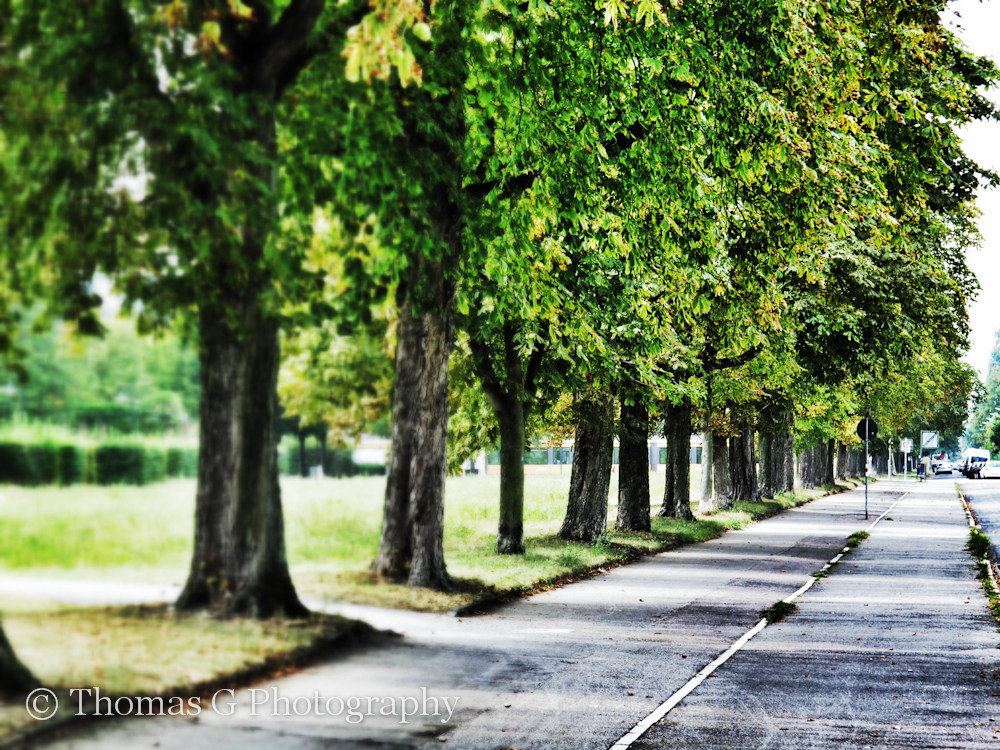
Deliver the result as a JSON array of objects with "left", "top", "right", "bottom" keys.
[
  {"left": 0, "top": 437, "right": 384, "bottom": 486},
  {"left": 0, "top": 443, "right": 36, "bottom": 485},
  {"left": 166, "top": 447, "right": 198, "bottom": 478},
  {"left": 0, "top": 442, "right": 88, "bottom": 486},
  {"left": 94, "top": 445, "right": 146, "bottom": 485}
]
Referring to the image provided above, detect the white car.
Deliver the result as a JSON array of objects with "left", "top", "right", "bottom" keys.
[
  {"left": 935, "top": 460, "right": 953, "bottom": 475},
  {"left": 979, "top": 460, "right": 1000, "bottom": 479}
]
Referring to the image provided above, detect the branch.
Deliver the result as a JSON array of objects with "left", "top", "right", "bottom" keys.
[
  {"left": 274, "top": 0, "right": 372, "bottom": 95},
  {"left": 256, "top": 0, "right": 328, "bottom": 89},
  {"left": 467, "top": 329, "right": 508, "bottom": 410},
  {"left": 464, "top": 121, "right": 649, "bottom": 202},
  {"left": 703, "top": 344, "right": 762, "bottom": 373},
  {"left": 522, "top": 320, "right": 550, "bottom": 401}
]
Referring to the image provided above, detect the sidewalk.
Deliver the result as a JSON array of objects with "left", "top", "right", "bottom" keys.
[
  {"left": 12, "top": 479, "right": 997, "bottom": 749},
  {"left": 634, "top": 478, "right": 1000, "bottom": 748}
]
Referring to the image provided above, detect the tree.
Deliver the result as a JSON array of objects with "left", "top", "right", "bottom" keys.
[
  {"left": 2, "top": 0, "right": 384, "bottom": 616},
  {"left": 0, "top": 622, "right": 38, "bottom": 699},
  {"left": 559, "top": 389, "right": 615, "bottom": 542}
]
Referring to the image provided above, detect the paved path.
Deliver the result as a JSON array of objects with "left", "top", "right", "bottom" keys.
[{"left": 8, "top": 479, "right": 998, "bottom": 749}]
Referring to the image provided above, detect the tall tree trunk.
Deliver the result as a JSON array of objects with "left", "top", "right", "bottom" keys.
[
  {"left": 824, "top": 439, "right": 835, "bottom": 486},
  {"left": 714, "top": 432, "right": 733, "bottom": 509},
  {"left": 660, "top": 403, "right": 675, "bottom": 517},
  {"left": 798, "top": 446, "right": 811, "bottom": 489},
  {"left": 773, "top": 410, "right": 795, "bottom": 494},
  {"left": 176, "top": 302, "right": 306, "bottom": 618},
  {"left": 699, "top": 424, "right": 715, "bottom": 514},
  {"left": 759, "top": 428, "right": 774, "bottom": 499},
  {"left": 495, "top": 397, "right": 526, "bottom": 553},
  {"left": 405, "top": 275, "right": 454, "bottom": 590},
  {"left": 617, "top": 395, "right": 650, "bottom": 532},
  {"left": 0, "top": 621, "right": 38, "bottom": 698},
  {"left": 730, "top": 428, "right": 759, "bottom": 503},
  {"left": 836, "top": 441, "right": 848, "bottom": 481},
  {"left": 560, "top": 392, "right": 614, "bottom": 542},
  {"left": 298, "top": 431, "right": 308, "bottom": 478},
  {"left": 660, "top": 398, "right": 694, "bottom": 520},
  {"left": 372, "top": 287, "right": 419, "bottom": 579}
]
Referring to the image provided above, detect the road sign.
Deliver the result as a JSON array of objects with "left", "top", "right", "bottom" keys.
[
  {"left": 920, "top": 431, "right": 939, "bottom": 450},
  {"left": 900, "top": 438, "right": 913, "bottom": 453},
  {"left": 856, "top": 418, "right": 878, "bottom": 441}
]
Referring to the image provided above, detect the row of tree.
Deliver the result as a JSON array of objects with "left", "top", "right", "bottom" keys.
[
  {"left": 1, "top": 0, "right": 994, "bottom": 697},
  {"left": 967, "top": 329, "right": 1000, "bottom": 451}
]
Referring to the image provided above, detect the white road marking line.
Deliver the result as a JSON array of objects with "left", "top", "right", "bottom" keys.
[
  {"left": 608, "top": 618, "right": 768, "bottom": 750},
  {"left": 609, "top": 487, "right": 913, "bottom": 750}
]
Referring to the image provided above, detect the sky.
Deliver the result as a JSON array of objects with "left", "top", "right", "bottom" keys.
[{"left": 947, "top": 0, "right": 1000, "bottom": 378}]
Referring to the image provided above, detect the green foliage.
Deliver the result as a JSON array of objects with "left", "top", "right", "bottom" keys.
[{"left": 0, "top": 317, "right": 198, "bottom": 433}]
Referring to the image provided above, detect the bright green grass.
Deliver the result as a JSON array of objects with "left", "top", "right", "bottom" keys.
[{"left": 0, "top": 472, "right": 857, "bottom": 612}]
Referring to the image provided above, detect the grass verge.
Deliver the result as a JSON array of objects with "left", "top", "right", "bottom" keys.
[
  {"left": 0, "top": 599, "right": 371, "bottom": 744},
  {"left": 0, "top": 474, "right": 865, "bottom": 614},
  {"left": 760, "top": 600, "right": 798, "bottom": 624},
  {"left": 967, "top": 527, "right": 1000, "bottom": 623},
  {"left": 845, "top": 530, "right": 870, "bottom": 549}
]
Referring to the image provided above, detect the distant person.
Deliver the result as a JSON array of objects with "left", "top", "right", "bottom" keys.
[{"left": 919, "top": 455, "right": 931, "bottom": 481}]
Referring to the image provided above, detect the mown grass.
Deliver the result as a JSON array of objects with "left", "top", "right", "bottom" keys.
[
  {"left": 0, "top": 598, "right": 363, "bottom": 742},
  {"left": 0, "top": 472, "right": 860, "bottom": 613}
]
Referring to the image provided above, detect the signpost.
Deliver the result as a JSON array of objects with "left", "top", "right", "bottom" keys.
[
  {"left": 918, "top": 432, "right": 938, "bottom": 481},
  {"left": 900, "top": 438, "right": 913, "bottom": 480},
  {"left": 856, "top": 413, "right": 878, "bottom": 520}
]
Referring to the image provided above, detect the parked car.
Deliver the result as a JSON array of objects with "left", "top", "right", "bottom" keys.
[
  {"left": 935, "top": 459, "right": 953, "bottom": 475},
  {"left": 963, "top": 448, "right": 991, "bottom": 478},
  {"left": 979, "top": 460, "right": 1000, "bottom": 479}
]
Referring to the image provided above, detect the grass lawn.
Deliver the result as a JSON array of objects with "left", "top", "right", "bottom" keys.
[
  {"left": 0, "top": 471, "right": 860, "bottom": 612},
  {"left": 0, "top": 597, "right": 365, "bottom": 743}
]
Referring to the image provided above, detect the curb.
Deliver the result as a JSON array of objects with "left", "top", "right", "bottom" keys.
[
  {"left": 452, "top": 478, "right": 875, "bottom": 617},
  {"left": 957, "top": 486, "right": 1000, "bottom": 604}
]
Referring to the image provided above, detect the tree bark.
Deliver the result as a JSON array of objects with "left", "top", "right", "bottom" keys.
[
  {"left": 659, "top": 398, "right": 694, "bottom": 520},
  {"left": 468, "top": 319, "right": 548, "bottom": 556},
  {"left": 373, "top": 257, "right": 455, "bottom": 591},
  {"left": 759, "top": 429, "right": 774, "bottom": 499},
  {"left": 617, "top": 395, "right": 651, "bottom": 532},
  {"left": 176, "top": 303, "right": 306, "bottom": 618},
  {"left": 824, "top": 438, "right": 835, "bottom": 486},
  {"left": 405, "top": 276, "right": 454, "bottom": 590},
  {"left": 836, "top": 441, "right": 848, "bottom": 481},
  {"left": 773, "top": 410, "right": 795, "bottom": 494},
  {"left": 495, "top": 397, "right": 526, "bottom": 553},
  {"left": 372, "top": 287, "right": 418, "bottom": 579},
  {"left": 298, "top": 431, "right": 308, "bottom": 478},
  {"left": 560, "top": 392, "right": 614, "bottom": 542},
  {"left": 730, "top": 427, "right": 759, "bottom": 503},
  {"left": 714, "top": 432, "right": 733, "bottom": 509},
  {"left": 699, "top": 423, "right": 715, "bottom": 514},
  {"left": 0, "top": 621, "right": 38, "bottom": 699},
  {"left": 798, "top": 446, "right": 812, "bottom": 489}
]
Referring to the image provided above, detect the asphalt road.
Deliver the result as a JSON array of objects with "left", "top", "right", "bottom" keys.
[{"left": 15, "top": 478, "right": 1000, "bottom": 750}]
